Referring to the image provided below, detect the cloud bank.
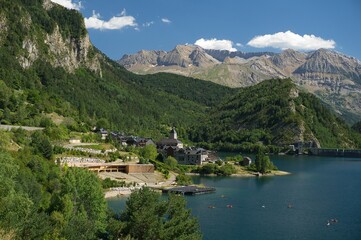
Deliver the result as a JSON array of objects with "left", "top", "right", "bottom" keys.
[
  {"left": 84, "top": 10, "right": 137, "bottom": 30},
  {"left": 247, "top": 31, "right": 336, "bottom": 51},
  {"left": 50, "top": 0, "right": 82, "bottom": 10},
  {"left": 195, "top": 38, "right": 237, "bottom": 52}
]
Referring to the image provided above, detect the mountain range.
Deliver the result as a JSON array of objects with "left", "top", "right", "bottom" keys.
[
  {"left": 118, "top": 45, "right": 361, "bottom": 123},
  {"left": 0, "top": 0, "right": 360, "bottom": 149}
]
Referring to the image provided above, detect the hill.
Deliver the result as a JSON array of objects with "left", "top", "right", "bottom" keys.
[
  {"left": 0, "top": 0, "right": 234, "bottom": 139},
  {"left": 118, "top": 45, "right": 361, "bottom": 124},
  {"left": 189, "top": 79, "right": 361, "bottom": 151}
]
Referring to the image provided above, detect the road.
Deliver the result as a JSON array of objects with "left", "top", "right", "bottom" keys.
[{"left": 0, "top": 124, "right": 44, "bottom": 131}]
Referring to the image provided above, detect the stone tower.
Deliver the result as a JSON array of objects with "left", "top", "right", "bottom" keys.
[{"left": 170, "top": 127, "right": 177, "bottom": 140}]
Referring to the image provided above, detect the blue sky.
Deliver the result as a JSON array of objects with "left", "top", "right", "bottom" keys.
[{"left": 51, "top": 0, "right": 361, "bottom": 60}]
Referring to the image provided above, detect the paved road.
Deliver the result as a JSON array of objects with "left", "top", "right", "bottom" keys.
[{"left": 0, "top": 124, "right": 44, "bottom": 131}]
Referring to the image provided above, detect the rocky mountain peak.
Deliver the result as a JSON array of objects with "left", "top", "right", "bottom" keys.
[
  {"left": 119, "top": 49, "right": 164, "bottom": 68},
  {"left": 118, "top": 44, "right": 220, "bottom": 69},
  {"left": 271, "top": 49, "right": 307, "bottom": 74},
  {"left": 294, "top": 49, "right": 361, "bottom": 80}
]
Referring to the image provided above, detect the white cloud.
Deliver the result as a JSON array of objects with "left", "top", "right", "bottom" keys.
[
  {"left": 236, "top": 43, "right": 243, "bottom": 47},
  {"left": 84, "top": 10, "right": 137, "bottom": 30},
  {"left": 194, "top": 38, "right": 237, "bottom": 52},
  {"left": 247, "top": 31, "right": 336, "bottom": 51},
  {"left": 50, "top": 0, "right": 82, "bottom": 10},
  {"left": 161, "top": 18, "right": 171, "bottom": 24}
]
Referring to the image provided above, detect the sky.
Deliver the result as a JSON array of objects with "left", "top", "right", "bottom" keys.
[{"left": 50, "top": 0, "right": 361, "bottom": 60}]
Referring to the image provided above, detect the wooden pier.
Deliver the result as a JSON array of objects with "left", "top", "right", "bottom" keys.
[{"left": 162, "top": 186, "right": 215, "bottom": 195}]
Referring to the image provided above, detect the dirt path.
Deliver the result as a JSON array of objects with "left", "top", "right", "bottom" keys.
[{"left": 0, "top": 124, "right": 44, "bottom": 131}]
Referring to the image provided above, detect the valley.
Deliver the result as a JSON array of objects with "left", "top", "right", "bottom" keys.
[{"left": 1, "top": 1, "right": 361, "bottom": 240}]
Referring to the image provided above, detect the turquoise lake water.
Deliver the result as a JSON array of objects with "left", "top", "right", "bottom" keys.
[{"left": 107, "top": 155, "right": 361, "bottom": 240}]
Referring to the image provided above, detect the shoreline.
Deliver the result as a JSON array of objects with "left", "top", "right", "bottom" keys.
[
  {"left": 104, "top": 188, "right": 133, "bottom": 198},
  {"left": 233, "top": 170, "right": 291, "bottom": 177},
  {"left": 104, "top": 170, "right": 291, "bottom": 199},
  {"left": 186, "top": 170, "right": 291, "bottom": 178}
]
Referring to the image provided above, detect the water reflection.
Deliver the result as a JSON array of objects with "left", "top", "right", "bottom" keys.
[{"left": 255, "top": 176, "right": 273, "bottom": 189}]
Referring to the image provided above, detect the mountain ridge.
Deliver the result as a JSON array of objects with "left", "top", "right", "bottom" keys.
[{"left": 118, "top": 45, "right": 361, "bottom": 123}]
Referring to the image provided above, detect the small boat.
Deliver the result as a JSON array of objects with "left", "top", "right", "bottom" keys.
[
  {"left": 208, "top": 205, "right": 216, "bottom": 209},
  {"left": 226, "top": 204, "right": 233, "bottom": 208}
]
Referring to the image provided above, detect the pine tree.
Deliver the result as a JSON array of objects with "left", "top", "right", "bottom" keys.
[{"left": 116, "top": 187, "right": 202, "bottom": 240}]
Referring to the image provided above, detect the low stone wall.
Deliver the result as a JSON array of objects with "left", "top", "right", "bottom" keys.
[{"left": 309, "top": 148, "right": 361, "bottom": 158}]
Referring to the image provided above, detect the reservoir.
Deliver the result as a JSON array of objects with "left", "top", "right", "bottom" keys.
[{"left": 108, "top": 155, "right": 361, "bottom": 240}]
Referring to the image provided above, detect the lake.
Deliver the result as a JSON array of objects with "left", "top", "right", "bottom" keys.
[{"left": 107, "top": 155, "right": 361, "bottom": 240}]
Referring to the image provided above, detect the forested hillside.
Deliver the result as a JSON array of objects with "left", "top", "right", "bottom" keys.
[
  {"left": 0, "top": 0, "right": 234, "bottom": 140},
  {"left": 189, "top": 79, "right": 361, "bottom": 151}
]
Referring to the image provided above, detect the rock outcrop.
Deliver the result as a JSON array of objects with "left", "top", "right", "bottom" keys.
[
  {"left": 45, "top": 25, "right": 101, "bottom": 74},
  {"left": 0, "top": 1, "right": 102, "bottom": 76}
]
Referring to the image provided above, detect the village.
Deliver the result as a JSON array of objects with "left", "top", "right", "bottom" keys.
[
  {"left": 101, "top": 127, "right": 217, "bottom": 165},
  {"left": 56, "top": 127, "right": 221, "bottom": 197},
  {"left": 55, "top": 126, "right": 289, "bottom": 198}
]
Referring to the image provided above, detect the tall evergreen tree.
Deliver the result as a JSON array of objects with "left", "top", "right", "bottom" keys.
[{"left": 113, "top": 187, "right": 202, "bottom": 240}]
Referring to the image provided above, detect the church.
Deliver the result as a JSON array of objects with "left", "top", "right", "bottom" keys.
[
  {"left": 157, "top": 128, "right": 210, "bottom": 165},
  {"left": 157, "top": 128, "right": 183, "bottom": 152}
]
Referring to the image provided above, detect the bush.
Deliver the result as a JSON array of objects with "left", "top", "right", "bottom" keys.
[
  {"left": 219, "top": 163, "right": 237, "bottom": 176},
  {"left": 176, "top": 174, "right": 193, "bottom": 186},
  {"left": 101, "top": 178, "right": 126, "bottom": 189},
  {"left": 164, "top": 156, "right": 178, "bottom": 170}
]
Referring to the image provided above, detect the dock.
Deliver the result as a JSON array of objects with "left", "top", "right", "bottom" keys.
[{"left": 162, "top": 186, "right": 216, "bottom": 195}]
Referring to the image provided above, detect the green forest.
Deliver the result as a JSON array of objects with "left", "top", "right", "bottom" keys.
[{"left": 0, "top": 129, "right": 201, "bottom": 239}]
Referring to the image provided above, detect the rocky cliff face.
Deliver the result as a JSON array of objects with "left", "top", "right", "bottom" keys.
[
  {"left": 44, "top": 25, "right": 101, "bottom": 74},
  {"left": 271, "top": 49, "right": 306, "bottom": 75},
  {"left": 118, "top": 46, "right": 361, "bottom": 123},
  {"left": 294, "top": 49, "right": 361, "bottom": 81},
  {"left": 1, "top": 0, "right": 101, "bottom": 76}
]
